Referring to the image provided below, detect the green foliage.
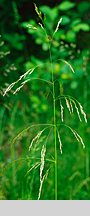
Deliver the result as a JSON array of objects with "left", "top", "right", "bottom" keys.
[
  {"left": 78, "top": 1, "right": 90, "bottom": 14},
  {"left": 4, "top": 33, "right": 25, "bottom": 50},
  {"left": 73, "top": 23, "right": 89, "bottom": 32},
  {"left": 59, "top": 1, "right": 75, "bottom": 11}
]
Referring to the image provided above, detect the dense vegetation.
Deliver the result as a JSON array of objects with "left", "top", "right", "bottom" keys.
[{"left": 0, "top": 0, "right": 90, "bottom": 200}]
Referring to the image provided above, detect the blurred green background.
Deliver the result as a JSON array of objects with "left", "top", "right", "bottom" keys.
[{"left": 0, "top": 0, "right": 90, "bottom": 200}]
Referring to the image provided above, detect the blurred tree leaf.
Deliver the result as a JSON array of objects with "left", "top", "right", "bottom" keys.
[
  {"left": 70, "top": 81, "right": 78, "bottom": 89},
  {"left": 71, "top": 19, "right": 81, "bottom": 27},
  {"left": 59, "top": 1, "right": 75, "bottom": 11},
  {"left": 73, "top": 23, "right": 90, "bottom": 32},
  {"left": 42, "top": 43, "right": 48, "bottom": 51},
  {"left": 62, "top": 15, "right": 70, "bottom": 25},
  {"left": 4, "top": 33, "right": 25, "bottom": 50},
  {"left": 78, "top": 1, "right": 90, "bottom": 14},
  {"left": 66, "top": 30, "right": 76, "bottom": 42},
  {"left": 40, "top": 6, "right": 58, "bottom": 21}
]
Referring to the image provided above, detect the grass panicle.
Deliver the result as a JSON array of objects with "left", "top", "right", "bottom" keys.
[
  {"left": 60, "top": 100, "right": 64, "bottom": 122},
  {"left": 65, "top": 97, "right": 72, "bottom": 114},
  {"left": 38, "top": 23, "right": 44, "bottom": 30},
  {"left": 3, "top": 67, "right": 36, "bottom": 96},
  {"left": 56, "top": 59, "right": 75, "bottom": 73},
  {"left": 54, "top": 17, "right": 62, "bottom": 35},
  {"left": 69, "top": 127, "right": 85, "bottom": 149},
  {"left": 27, "top": 24, "right": 37, "bottom": 30},
  {"left": 57, "top": 130, "right": 63, "bottom": 154},
  {"left": 72, "top": 100, "right": 82, "bottom": 122},
  {"left": 69, "top": 100, "right": 74, "bottom": 113},
  {"left": 34, "top": 3, "right": 42, "bottom": 21},
  {"left": 38, "top": 144, "right": 46, "bottom": 200},
  {"left": 79, "top": 103, "right": 87, "bottom": 123},
  {"left": 58, "top": 95, "right": 87, "bottom": 124},
  {"left": 29, "top": 128, "right": 46, "bottom": 151}
]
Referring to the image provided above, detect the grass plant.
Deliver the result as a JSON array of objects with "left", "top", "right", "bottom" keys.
[{"left": 3, "top": 4, "right": 87, "bottom": 200}]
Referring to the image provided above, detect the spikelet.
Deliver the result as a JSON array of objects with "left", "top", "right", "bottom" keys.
[
  {"left": 3, "top": 68, "right": 35, "bottom": 96},
  {"left": 38, "top": 178, "right": 43, "bottom": 200},
  {"left": 40, "top": 144, "right": 46, "bottom": 180},
  {"left": 29, "top": 129, "right": 45, "bottom": 151},
  {"left": 57, "top": 131, "right": 62, "bottom": 154},
  {"left": 70, "top": 100, "right": 73, "bottom": 113},
  {"left": 13, "top": 84, "right": 24, "bottom": 95},
  {"left": 65, "top": 97, "right": 71, "bottom": 114},
  {"left": 70, "top": 128, "right": 80, "bottom": 142},
  {"left": 13, "top": 79, "right": 30, "bottom": 95},
  {"left": 70, "top": 128, "right": 85, "bottom": 149},
  {"left": 54, "top": 18, "right": 62, "bottom": 35},
  {"left": 72, "top": 100, "right": 82, "bottom": 122},
  {"left": 34, "top": 3, "right": 42, "bottom": 20},
  {"left": 60, "top": 100, "right": 64, "bottom": 122},
  {"left": 3, "top": 82, "right": 16, "bottom": 96},
  {"left": 25, "top": 162, "right": 40, "bottom": 177},
  {"left": 27, "top": 24, "right": 37, "bottom": 30},
  {"left": 21, "top": 79, "right": 29, "bottom": 85},
  {"left": 58, "top": 59, "right": 75, "bottom": 73},
  {"left": 38, "top": 23, "right": 44, "bottom": 29},
  {"left": 75, "top": 131, "right": 85, "bottom": 149},
  {"left": 38, "top": 170, "right": 48, "bottom": 200},
  {"left": 19, "top": 68, "right": 35, "bottom": 80},
  {"left": 38, "top": 144, "right": 46, "bottom": 200},
  {"left": 78, "top": 103, "right": 87, "bottom": 123}
]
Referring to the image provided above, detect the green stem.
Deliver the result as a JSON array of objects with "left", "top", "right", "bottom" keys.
[
  {"left": 49, "top": 41, "right": 57, "bottom": 200},
  {"left": 53, "top": 96, "right": 57, "bottom": 200}
]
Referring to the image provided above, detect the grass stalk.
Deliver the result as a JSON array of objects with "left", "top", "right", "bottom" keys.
[
  {"left": 49, "top": 41, "right": 58, "bottom": 200},
  {"left": 53, "top": 96, "right": 58, "bottom": 200}
]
